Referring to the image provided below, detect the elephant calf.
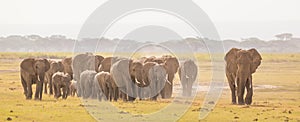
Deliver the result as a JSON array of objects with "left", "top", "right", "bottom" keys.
[
  {"left": 94, "top": 71, "right": 118, "bottom": 101},
  {"left": 44, "top": 60, "right": 64, "bottom": 95},
  {"left": 79, "top": 70, "right": 97, "bottom": 99},
  {"left": 69, "top": 80, "right": 77, "bottom": 97},
  {"left": 52, "top": 72, "right": 72, "bottom": 99}
]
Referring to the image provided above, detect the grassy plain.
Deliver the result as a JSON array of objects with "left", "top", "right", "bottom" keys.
[{"left": 0, "top": 52, "right": 299, "bottom": 122}]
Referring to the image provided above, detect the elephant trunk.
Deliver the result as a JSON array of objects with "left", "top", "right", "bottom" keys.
[{"left": 36, "top": 73, "right": 45, "bottom": 100}]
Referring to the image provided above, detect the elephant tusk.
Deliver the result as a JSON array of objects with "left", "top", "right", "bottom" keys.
[
  {"left": 165, "top": 74, "right": 171, "bottom": 85},
  {"left": 135, "top": 79, "right": 141, "bottom": 84},
  {"left": 166, "top": 79, "right": 171, "bottom": 85},
  {"left": 37, "top": 75, "right": 41, "bottom": 82},
  {"left": 185, "top": 75, "right": 189, "bottom": 79}
]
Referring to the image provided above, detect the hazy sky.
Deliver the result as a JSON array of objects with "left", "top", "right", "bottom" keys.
[{"left": 0, "top": 0, "right": 299, "bottom": 40}]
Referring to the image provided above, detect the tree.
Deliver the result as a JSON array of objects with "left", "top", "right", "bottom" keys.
[{"left": 275, "top": 33, "right": 293, "bottom": 41}]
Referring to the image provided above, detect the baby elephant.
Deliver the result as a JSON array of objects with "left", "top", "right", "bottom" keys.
[
  {"left": 94, "top": 71, "right": 118, "bottom": 101},
  {"left": 69, "top": 80, "right": 77, "bottom": 97},
  {"left": 52, "top": 72, "right": 72, "bottom": 99}
]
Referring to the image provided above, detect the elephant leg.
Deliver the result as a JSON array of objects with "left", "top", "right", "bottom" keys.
[
  {"left": 77, "top": 82, "right": 82, "bottom": 97},
  {"left": 164, "top": 74, "right": 174, "bottom": 99},
  {"left": 187, "top": 79, "right": 193, "bottom": 97},
  {"left": 237, "top": 77, "right": 246, "bottom": 105},
  {"left": 164, "top": 83, "right": 172, "bottom": 99},
  {"left": 245, "top": 76, "right": 253, "bottom": 105},
  {"left": 49, "top": 77, "right": 53, "bottom": 95},
  {"left": 58, "top": 86, "right": 62, "bottom": 98},
  {"left": 181, "top": 79, "right": 187, "bottom": 97},
  {"left": 128, "top": 83, "right": 137, "bottom": 101},
  {"left": 137, "top": 88, "right": 142, "bottom": 100},
  {"left": 113, "top": 87, "right": 119, "bottom": 101},
  {"left": 53, "top": 84, "right": 58, "bottom": 98},
  {"left": 160, "top": 87, "right": 166, "bottom": 99},
  {"left": 21, "top": 75, "right": 28, "bottom": 97},
  {"left": 34, "top": 81, "right": 41, "bottom": 100},
  {"left": 122, "top": 92, "right": 127, "bottom": 102},
  {"left": 150, "top": 80, "right": 158, "bottom": 101},
  {"left": 40, "top": 81, "right": 44, "bottom": 100},
  {"left": 62, "top": 87, "right": 67, "bottom": 99},
  {"left": 82, "top": 84, "right": 86, "bottom": 99},
  {"left": 44, "top": 82, "right": 48, "bottom": 94},
  {"left": 26, "top": 81, "right": 33, "bottom": 100},
  {"left": 103, "top": 86, "right": 109, "bottom": 101},
  {"left": 226, "top": 73, "right": 236, "bottom": 104},
  {"left": 108, "top": 86, "right": 114, "bottom": 101}
]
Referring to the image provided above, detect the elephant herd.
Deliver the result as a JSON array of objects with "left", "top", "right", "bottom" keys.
[
  {"left": 20, "top": 47, "right": 262, "bottom": 105},
  {"left": 20, "top": 53, "right": 198, "bottom": 101},
  {"left": 20, "top": 57, "right": 73, "bottom": 100}
]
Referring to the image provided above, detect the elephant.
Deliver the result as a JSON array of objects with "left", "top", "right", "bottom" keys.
[
  {"left": 52, "top": 72, "right": 72, "bottom": 99},
  {"left": 148, "top": 63, "right": 168, "bottom": 100},
  {"left": 129, "top": 60, "right": 144, "bottom": 99},
  {"left": 62, "top": 57, "right": 73, "bottom": 79},
  {"left": 98, "top": 57, "right": 122, "bottom": 73},
  {"left": 69, "top": 80, "right": 77, "bottom": 97},
  {"left": 44, "top": 60, "right": 64, "bottom": 95},
  {"left": 94, "top": 71, "right": 119, "bottom": 101},
  {"left": 20, "top": 58, "right": 50, "bottom": 100},
  {"left": 111, "top": 59, "right": 139, "bottom": 102},
  {"left": 72, "top": 53, "right": 103, "bottom": 83},
  {"left": 95, "top": 55, "right": 105, "bottom": 72},
  {"left": 139, "top": 62, "right": 156, "bottom": 99},
  {"left": 144, "top": 56, "right": 164, "bottom": 64},
  {"left": 78, "top": 70, "right": 98, "bottom": 99},
  {"left": 160, "top": 56, "right": 179, "bottom": 99},
  {"left": 178, "top": 59, "right": 198, "bottom": 97},
  {"left": 225, "top": 48, "right": 262, "bottom": 105}
]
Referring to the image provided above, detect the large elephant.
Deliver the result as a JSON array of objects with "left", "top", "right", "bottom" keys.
[
  {"left": 52, "top": 72, "right": 72, "bottom": 99},
  {"left": 129, "top": 60, "right": 144, "bottom": 99},
  {"left": 140, "top": 62, "right": 156, "bottom": 99},
  {"left": 225, "top": 48, "right": 262, "bottom": 105},
  {"left": 72, "top": 53, "right": 103, "bottom": 83},
  {"left": 78, "top": 70, "right": 97, "bottom": 99},
  {"left": 44, "top": 60, "right": 64, "bottom": 94},
  {"left": 148, "top": 64, "right": 168, "bottom": 100},
  {"left": 20, "top": 58, "right": 50, "bottom": 100},
  {"left": 62, "top": 57, "right": 73, "bottom": 79},
  {"left": 178, "top": 59, "right": 198, "bottom": 97},
  {"left": 94, "top": 71, "right": 118, "bottom": 101},
  {"left": 111, "top": 59, "right": 138, "bottom": 102},
  {"left": 160, "top": 56, "right": 179, "bottom": 99}
]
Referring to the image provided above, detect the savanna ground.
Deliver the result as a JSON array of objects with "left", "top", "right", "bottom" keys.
[{"left": 0, "top": 52, "right": 299, "bottom": 122}]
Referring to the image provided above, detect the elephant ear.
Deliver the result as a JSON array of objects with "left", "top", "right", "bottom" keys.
[
  {"left": 248, "top": 48, "right": 262, "bottom": 73},
  {"left": 21, "top": 58, "right": 36, "bottom": 75},
  {"left": 225, "top": 48, "right": 241, "bottom": 73},
  {"left": 44, "top": 59, "right": 51, "bottom": 72}
]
